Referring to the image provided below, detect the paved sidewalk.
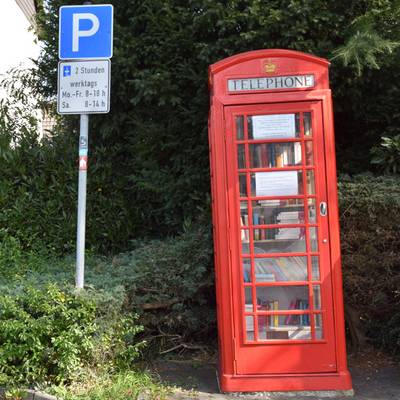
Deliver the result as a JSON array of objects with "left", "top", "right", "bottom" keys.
[{"left": 152, "top": 355, "right": 400, "bottom": 400}]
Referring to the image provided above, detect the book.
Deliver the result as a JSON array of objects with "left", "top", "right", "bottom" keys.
[
  {"left": 275, "top": 227, "right": 301, "bottom": 240},
  {"left": 259, "top": 214, "right": 266, "bottom": 239},
  {"left": 285, "top": 300, "right": 297, "bottom": 325},
  {"left": 255, "top": 258, "right": 287, "bottom": 281},
  {"left": 240, "top": 215, "right": 249, "bottom": 242},
  {"left": 273, "top": 301, "right": 279, "bottom": 326},
  {"left": 255, "top": 273, "right": 275, "bottom": 282},
  {"left": 266, "top": 331, "right": 289, "bottom": 340},
  {"left": 253, "top": 213, "right": 260, "bottom": 240},
  {"left": 282, "top": 146, "right": 290, "bottom": 166},
  {"left": 268, "top": 144, "right": 276, "bottom": 167},
  {"left": 299, "top": 299, "right": 309, "bottom": 326},
  {"left": 294, "top": 142, "right": 302, "bottom": 164},
  {"left": 261, "top": 144, "right": 269, "bottom": 167},
  {"left": 252, "top": 144, "right": 262, "bottom": 168},
  {"left": 243, "top": 269, "right": 251, "bottom": 283},
  {"left": 276, "top": 145, "right": 284, "bottom": 167}
]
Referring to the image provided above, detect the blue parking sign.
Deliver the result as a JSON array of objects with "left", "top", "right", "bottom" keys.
[{"left": 59, "top": 4, "right": 113, "bottom": 60}]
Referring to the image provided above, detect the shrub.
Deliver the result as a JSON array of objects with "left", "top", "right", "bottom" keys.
[
  {"left": 82, "top": 223, "right": 216, "bottom": 352},
  {"left": 3, "top": 223, "right": 215, "bottom": 355},
  {"left": 339, "top": 174, "right": 400, "bottom": 353},
  {"left": 0, "top": 229, "right": 46, "bottom": 279},
  {"left": 0, "top": 68, "right": 136, "bottom": 256},
  {"left": 0, "top": 284, "right": 144, "bottom": 387},
  {"left": 371, "top": 135, "right": 400, "bottom": 174}
]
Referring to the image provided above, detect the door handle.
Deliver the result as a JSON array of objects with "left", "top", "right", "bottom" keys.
[{"left": 320, "top": 202, "right": 327, "bottom": 216}]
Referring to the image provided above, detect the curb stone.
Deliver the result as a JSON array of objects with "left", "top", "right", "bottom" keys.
[{"left": 0, "top": 388, "right": 57, "bottom": 400}]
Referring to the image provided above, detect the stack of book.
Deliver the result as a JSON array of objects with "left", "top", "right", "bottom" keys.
[
  {"left": 258, "top": 300, "right": 279, "bottom": 327},
  {"left": 285, "top": 299, "right": 309, "bottom": 326},
  {"left": 274, "top": 211, "right": 301, "bottom": 240}
]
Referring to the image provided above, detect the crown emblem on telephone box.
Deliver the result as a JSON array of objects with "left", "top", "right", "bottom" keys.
[{"left": 264, "top": 60, "right": 277, "bottom": 74}]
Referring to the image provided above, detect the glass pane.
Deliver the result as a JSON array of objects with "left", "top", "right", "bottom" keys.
[
  {"left": 239, "top": 173, "right": 247, "bottom": 197},
  {"left": 305, "top": 141, "right": 314, "bottom": 165},
  {"left": 308, "top": 198, "right": 316, "bottom": 223},
  {"left": 258, "top": 315, "right": 269, "bottom": 339},
  {"left": 313, "top": 285, "right": 321, "bottom": 310},
  {"left": 252, "top": 199, "right": 305, "bottom": 225},
  {"left": 248, "top": 113, "right": 300, "bottom": 140},
  {"left": 306, "top": 170, "right": 315, "bottom": 194},
  {"left": 311, "top": 256, "right": 320, "bottom": 281},
  {"left": 237, "top": 144, "right": 246, "bottom": 169},
  {"left": 309, "top": 227, "right": 318, "bottom": 252},
  {"left": 251, "top": 171, "right": 303, "bottom": 196},
  {"left": 241, "top": 230, "right": 249, "bottom": 253},
  {"left": 249, "top": 142, "right": 302, "bottom": 168},
  {"left": 254, "top": 257, "right": 307, "bottom": 282},
  {"left": 236, "top": 116, "right": 244, "bottom": 140},
  {"left": 240, "top": 201, "right": 248, "bottom": 226},
  {"left": 295, "top": 113, "right": 301, "bottom": 135},
  {"left": 258, "top": 316, "right": 311, "bottom": 340},
  {"left": 304, "top": 112, "right": 312, "bottom": 136},
  {"left": 254, "top": 229, "right": 306, "bottom": 253},
  {"left": 243, "top": 259, "right": 251, "bottom": 282},
  {"left": 314, "top": 314, "right": 323, "bottom": 339},
  {"left": 245, "top": 287, "right": 253, "bottom": 311},
  {"left": 246, "top": 316, "right": 254, "bottom": 341},
  {"left": 256, "top": 285, "right": 309, "bottom": 311}
]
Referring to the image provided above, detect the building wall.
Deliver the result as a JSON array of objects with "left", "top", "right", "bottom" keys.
[
  {"left": 0, "top": 0, "right": 40, "bottom": 77},
  {"left": 15, "top": 0, "right": 36, "bottom": 25}
]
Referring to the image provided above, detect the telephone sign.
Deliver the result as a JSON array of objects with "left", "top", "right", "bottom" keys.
[{"left": 59, "top": 4, "right": 113, "bottom": 60}]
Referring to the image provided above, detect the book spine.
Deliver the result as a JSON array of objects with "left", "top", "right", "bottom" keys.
[
  {"left": 276, "top": 144, "right": 284, "bottom": 167},
  {"left": 244, "top": 215, "right": 249, "bottom": 241},
  {"left": 259, "top": 214, "right": 266, "bottom": 240},
  {"left": 268, "top": 144, "right": 276, "bottom": 167},
  {"left": 273, "top": 301, "right": 279, "bottom": 326},
  {"left": 253, "top": 213, "right": 259, "bottom": 240},
  {"left": 261, "top": 144, "right": 268, "bottom": 168}
]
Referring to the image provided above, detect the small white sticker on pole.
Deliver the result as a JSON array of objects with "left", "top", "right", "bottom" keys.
[{"left": 57, "top": 60, "right": 111, "bottom": 114}]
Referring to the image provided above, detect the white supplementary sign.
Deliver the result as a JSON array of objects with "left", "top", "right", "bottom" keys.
[
  {"left": 228, "top": 74, "right": 314, "bottom": 92},
  {"left": 255, "top": 171, "right": 298, "bottom": 197},
  {"left": 57, "top": 60, "right": 110, "bottom": 114},
  {"left": 252, "top": 114, "right": 296, "bottom": 139}
]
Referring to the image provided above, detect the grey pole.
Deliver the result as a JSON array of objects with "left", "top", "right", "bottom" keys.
[{"left": 76, "top": 113, "right": 89, "bottom": 289}]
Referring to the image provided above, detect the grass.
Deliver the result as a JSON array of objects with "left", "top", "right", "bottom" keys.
[{"left": 48, "top": 370, "right": 169, "bottom": 400}]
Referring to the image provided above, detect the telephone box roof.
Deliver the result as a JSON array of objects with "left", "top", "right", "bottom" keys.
[{"left": 209, "top": 49, "right": 330, "bottom": 75}]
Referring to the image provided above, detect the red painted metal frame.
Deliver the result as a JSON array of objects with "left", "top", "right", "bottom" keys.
[
  {"left": 225, "top": 102, "right": 339, "bottom": 380},
  {"left": 208, "top": 49, "right": 352, "bottom": 392}
]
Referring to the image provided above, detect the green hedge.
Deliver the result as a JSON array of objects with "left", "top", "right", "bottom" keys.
[{"left": 339, "top": 174, "right": 400, "bottom": 353}]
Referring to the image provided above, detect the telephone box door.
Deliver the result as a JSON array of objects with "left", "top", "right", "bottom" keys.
[{"left": 225, "top": 100, "right": 337, "bottom": 375}]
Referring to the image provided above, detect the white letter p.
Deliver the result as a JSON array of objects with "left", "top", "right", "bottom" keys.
[{"left": 72, "top": 13, "right": 100, "bottom": 52}]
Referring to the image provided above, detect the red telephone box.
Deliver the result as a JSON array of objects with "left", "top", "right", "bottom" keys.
[{"left": 208, "top": 49, "right": 353, "bottom": 393}]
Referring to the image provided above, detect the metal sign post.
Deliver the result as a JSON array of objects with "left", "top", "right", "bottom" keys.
[
  {"left": 58, "top": 4, "right": 113, "bottom": 289},
  {"left": 76, "top": 114, "right": 89, "bottom": 289}
]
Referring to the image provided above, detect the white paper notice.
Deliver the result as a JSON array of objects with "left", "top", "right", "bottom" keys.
[
  {"left": 252, "top": 114, "right": 296, "bottom": 139},
  {"left": 255, "top": 171, "right": 298, "bottom": 197}
]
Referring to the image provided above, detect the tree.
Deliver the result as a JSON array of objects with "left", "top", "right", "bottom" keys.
[{"left": 2, "top": 0, "right": 391, "bottom": 253}]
